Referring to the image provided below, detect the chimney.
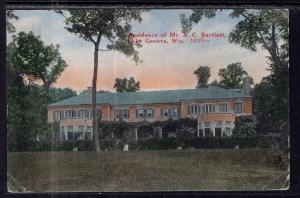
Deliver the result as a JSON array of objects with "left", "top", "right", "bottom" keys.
[
  {"left": 87, "top": 86, "right": 92, "bottom": 95},
  {"left": 243, "top": 76, "right": 251, "bottom": 95}
]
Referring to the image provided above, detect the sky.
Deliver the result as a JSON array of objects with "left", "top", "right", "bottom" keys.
[{"left": 8, "top": 9, "right": 271, "bottom": 93}]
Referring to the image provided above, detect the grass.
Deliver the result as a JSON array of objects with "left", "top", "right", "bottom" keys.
[{"left": 7, "top": 149, "right": 288, "bottom": 192}]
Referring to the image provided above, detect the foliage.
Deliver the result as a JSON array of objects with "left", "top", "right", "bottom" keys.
[
  {"left": 181, "top": 9, "right": 288, "bottom": 135},
  {"left": 7, "top": 32, "right": 68, "bottom": 151},
  {"left": 114, "top": 76, "right": 140, "bottom": 92},
  {"left": 10, "top": 31, "right": 67, "bottom": 89},
  {"left": 60, "top": 9, "right": 144, "bottom": 152},
  {"left": 48, "top": 87, "right": 77, "bottom": 103},
  {"left": 193, "top": 66, "right": 211, "bottom": 88},
  {"left": 218, "top": 62, "right": 253, "bottom": 89},
  {"left": 98, "top": 121, "right": 130, "bottom": 139},
  {"left": 210, "top": 79, "right": 220, "bottom": 87},
  {"left": 232, "top": 116, "right": 256, "bottom": 138},
  {"left": 6, "top": 10, "right": 18, "bottom": 33}
]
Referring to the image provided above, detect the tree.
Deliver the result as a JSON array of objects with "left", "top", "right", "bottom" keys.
[
  {"left": 6, "top": 10, "right": 18, "bottom": 33},
  {"left": 181, "top": 9, "right": 288, "bottom": 134},
  {"left": 7, "top": 32, "right": 67, "bottom": 151},
  {"left": 114, "top": 76, "right": 140, "bottom": 92},
  {"left": 232, "top": 116, "right": 256, "bottom": 138},
  {"left": 48, "top": 87, "right": 77, "bottom": 104},
  {"left": 193, "top": 66, "right": 210, "bottom": 88},
  {"left": 60, "top": 9, "right": 143, "bottom": 152},
  {"left": 210, "top": 79, "right": 220, "bottom": 87},
  {"left": 10, "top": 31, "right": 67, "bottom": 90},
  {"left": 218, "top": 62, "right": 253, "bottom": 89}
]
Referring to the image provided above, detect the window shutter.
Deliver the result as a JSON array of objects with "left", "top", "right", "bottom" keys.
[
  {"left": 212, "top": 105, "right": 215, "bottom": 112},
  {"left": 178, "top": 107, "right": 181, "bottom": 117},
  {"left": 127, "top": 109, "right": 130, "bottom": 119},
  {"left": 160, "top": 108, "right": 163, "bottom": 117},
  {"left": 187, "top": 105, "right": 190, "bottom": 114},
  {"left": 136, "top": 109, "right": 138, "bottom": 118}
]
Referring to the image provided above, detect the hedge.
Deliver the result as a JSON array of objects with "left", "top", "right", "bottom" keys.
[{"left": 25, "top": 135, "right": 288, "bottom": 152}]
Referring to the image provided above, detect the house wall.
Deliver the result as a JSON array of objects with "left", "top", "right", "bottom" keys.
[{"left": 48, "top": 96, "right": 252, "bottom": 138}]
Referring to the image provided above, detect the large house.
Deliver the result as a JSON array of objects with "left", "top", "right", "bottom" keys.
[{"left": 48, "top": 82, "right": 252, "bottom": 141}]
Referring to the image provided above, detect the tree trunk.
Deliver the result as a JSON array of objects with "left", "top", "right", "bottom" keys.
[{"left": 93, "top": 44, "right": 101, "bottom": 152}]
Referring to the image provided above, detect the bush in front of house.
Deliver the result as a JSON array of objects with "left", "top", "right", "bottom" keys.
[
  {"left": 232, "top": 115, "right": 256, "bottom": 138},
  {"left": 130, "top": 136, "right": 288, "bottom": 150}
]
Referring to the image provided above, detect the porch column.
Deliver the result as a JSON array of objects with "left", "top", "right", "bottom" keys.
[
  {"left": 134, "top": 127, "right": 138, "bottom": 139},
  {"left": 157, "top": 127, "right": 162, "bottom": 139}
]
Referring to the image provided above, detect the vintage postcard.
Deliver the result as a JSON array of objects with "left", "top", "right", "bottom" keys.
[{"left": 6, "top": 8, "right": 289, "bottom": 192}]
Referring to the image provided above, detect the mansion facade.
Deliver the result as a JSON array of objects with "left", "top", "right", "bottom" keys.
[{"left": 48, "top": 85, "right": 252, "bottom": 141}]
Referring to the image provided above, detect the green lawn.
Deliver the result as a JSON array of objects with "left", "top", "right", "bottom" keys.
[{"left": 7, "top": 149, "right": 288, "bottom": 192}]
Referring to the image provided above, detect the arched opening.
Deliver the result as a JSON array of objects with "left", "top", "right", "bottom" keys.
[{"left": 137, "top": 125, "right": 154, "bottom": 139}]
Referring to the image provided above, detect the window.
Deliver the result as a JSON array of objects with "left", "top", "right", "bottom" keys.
[
  {"left": 215, "top": 128, "right": 222, "bottom": 137},
  {"left": 87, "top": 126, "right": 92, "bottom": 132},
  {"left": 225, "top": 128, "right": 232, "bottom": 136},
  {"left": 204, "top": 104, "right": 215, "bottom": 114},
  {"left": 59, "top": 111, "right": 64, "bottom": 118},
  {"left": 219, "top": 103, "right": 227, "bottom": 112},
  {"left": 137, "top": 108, "right": 154, "bottom": 118},
  {"left": 146, "top": 108, "right": 154, "bottom": 118},
  {"left": 71, "top": 110, "right": 77, "bottom": 118},
  {"left": 170, "top": 108, "right": 179, "bottom": 117},
  {"left": 78, "top": 109, "right": 84, "bottom": 118},
  {"left": 114, "top": 109, "right": 129, "bottom": 120},
  {"left": 162, "top": 107, "right": 179, "bottom": 117},
  {"left": 234, "top": 103, "right": 242, "bottom": 114},
  {"left": 78, "top": 125, "right": 84, "bottom": 132},
  {"left": 67, "top": 125, "right": 73, "bottom": 140},
  {"left": 225, "top": 121, "right": 231, "bottom": 127},
  {"left": 64, "top": 110, "right": 72, "bottom": 118},
  {"left": 84, "top": 109, "right": 90, "bottom": 118},
  {"left": 204, "top": 121, "right": 211, "bottom": 128},
  {"left": 162, "top": 108, "right": 169, "bottom": 117},
  {"left": 189, "top": 104, "right": 201, "bottom": 114},
  {"left": 216, "top": 121, "right": 222, "bottom": 127},
  {"left": 137, "top": 109, "right": 144, "bottom": 118},
  {"left": 122, "top": 109, "right": 129, "bottom": 119},
  {"left": 68, "top": 125, "right": 73, "bottom": 132}
]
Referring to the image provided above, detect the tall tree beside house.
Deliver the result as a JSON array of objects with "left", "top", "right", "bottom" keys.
[
  {"left": 218, "top": 62, "right": 253, "bottom": 89},
  {"left": 59, "top": 9, "right": 144, "bottom": 152},
  {"left": 194, "top": 66, "right": 210, "bottom": 88},
  {"left": 114, "top": 76, "right": 140, "bottom": 92},
  {"left": 7, "top": 32, "right": 67, "bottom": 151},
  {"left": 181, "top": 9, "right": 289, "bottom": 135}
]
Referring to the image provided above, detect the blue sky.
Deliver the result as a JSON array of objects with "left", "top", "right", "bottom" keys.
[{"left": 8, "top": 9, "right": 270, "bottom": 92}]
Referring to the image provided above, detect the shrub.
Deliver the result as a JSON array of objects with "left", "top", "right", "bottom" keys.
[{"left": 232, "top": 115, "right": 256, "bottom": 138}]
